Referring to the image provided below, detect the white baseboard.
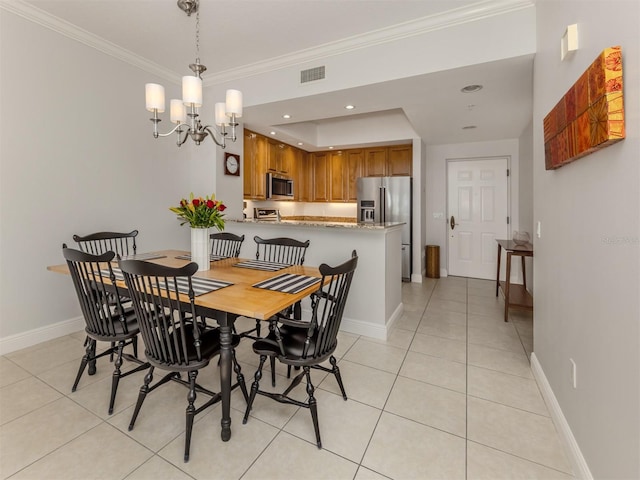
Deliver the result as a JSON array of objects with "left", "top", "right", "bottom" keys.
[
  {"left": 440, "top": 268, "right": 448, "bottom": 277},
  {"left": 410, "top": 273, "right": 423, "bottom": 283},
  {"left": 340, "top": 316, "right": 388, "bottom": 340},
  {"left": 0, "top": 316, "right": 84, "bottom": 356},
  {"left": 531, "top": 352, "right": 593, "bottom": 480}
]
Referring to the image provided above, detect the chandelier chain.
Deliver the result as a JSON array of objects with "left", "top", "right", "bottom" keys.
[{"left": 195, "top": 10, "right": 200, "bottom": 64}]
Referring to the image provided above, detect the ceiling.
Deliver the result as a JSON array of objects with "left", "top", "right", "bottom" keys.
[{"left": 23, "top": 0, "right": 534, "bottom": 149}]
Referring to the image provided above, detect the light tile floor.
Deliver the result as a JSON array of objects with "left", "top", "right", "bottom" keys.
[{"left": 0, "top": 277, "right": 574, "bottom": 480}]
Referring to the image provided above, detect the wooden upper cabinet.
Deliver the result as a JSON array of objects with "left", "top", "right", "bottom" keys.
[
  {"left": 295, "top": 149, "right": 311, "bottom": 202},
  {"left": 329, "top": 151, "right": 347, "bottom": 202},
  {"left": 363, "top": 147, "right": 388, "bottom": 177},
  {"left": 311, "top": 152, "right": 329, "bottom": 202},
  {"left": 267, "top": 140, "right": 293, "bottom": 175},
  {"left": 346, "top": 149, "right": 363, "bottom": 202},
  {"left": 243, "top": 130, "right": 267, "bottom": 200},
  {"left": 387, "top": 145, "right": 412, "bottom": 176},
  {"left": 243, "top": 130, "right": 254, "bottom": 198},
  {"left": 244, "top": 130, "right": 411, "bottom": 202}
]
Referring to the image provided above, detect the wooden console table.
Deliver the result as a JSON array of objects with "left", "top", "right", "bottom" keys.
[{"left": 495, "top": 239, "right": 533, "bottom": 322}]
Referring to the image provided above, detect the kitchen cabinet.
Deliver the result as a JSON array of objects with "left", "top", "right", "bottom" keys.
[
  {"left": 243, "top": 131, "right": 267, "bottom": 200},
  {"left": 387, "top": 145, "right": 412, "bottom": 176},
  {"left": 243, "top": 129, "right": 411, "bottom": 202},
  {"left": 311, "top": 152, "right": 329, "bottom": 202},
  {"left": 363, "top": 147, "right": 388, "bottom": 177},
  {"left": 267, "top": 140, "right": 293, "bottom": 175},
  {"left": 364, "top": 145, "right": 412, "bottom": 177},
  {"left": 329, "top": 151, "right": 347, "bottom": 202},
  {"left": 346, "top": 149, "right": 363, "bottom": 202},
  {"left": 295, "top": 149, "right": 311, "bottom": 202}
]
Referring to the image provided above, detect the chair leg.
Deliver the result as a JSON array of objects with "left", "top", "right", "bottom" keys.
[
  {"left": 108, "top": 340, "right": 125, "bottom": 415},
  {"left": 109, "top": 341, "right": 115, "bottom": 362},
  {"left": 184, "top": 370, "right": 198, "bottom": 463},
  {"left": 255, "top": 319, "right": 261, "bottom": 338},
  {"left": 132, "top": 335, "right": 138, "bottom": 359},
  {"left": 329, "top": 355, "right": 347, "bottom": 400},
  {"left": 233, "top": 350, "right": 249, "bottom": 402},
  {"left": 243, "top": 355, "right": 266, "bottom": 424},
  {"left": 129, "top": 366, "right": 154, "bottom": 431},
  {"left": 87, "top": 339, "right": 97, "bottom": 375},
  {"left": 72, "top": 339, "right": 95, "bottom": 391},
  {"left": 304, "top": 366, "right": 321, "bottom": 449},
  {"left": 270, "top": 356, "right": 277, "bottom": 387}
]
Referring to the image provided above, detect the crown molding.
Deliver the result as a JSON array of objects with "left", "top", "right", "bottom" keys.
[
  {"left": 1, "top": 0, "right": 532, "bottom": 87},
  {"left": 0, "top": 0, "right": 181, "bottom": 84},
  {"left": 204, "top": 0, "right": 534, "bottom": 86}
]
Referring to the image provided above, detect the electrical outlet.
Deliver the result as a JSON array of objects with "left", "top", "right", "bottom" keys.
[
  {"left": 536, "top": 221, "right": 542, "bottom": 238},
  {"left": 570, "top": 358, "right": 577, "bottom": 388}
]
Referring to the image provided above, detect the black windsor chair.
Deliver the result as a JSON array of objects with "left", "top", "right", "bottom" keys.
[
  {"left": 210, "top": 232, "right": 244, "bottom": 258},
  {"left": 73, "top": 230, "right": 139, "bottom": 362},
  {"left": 239, "top": 235, "right": 311, "bottom": 385},
  {"left": 118, "top": 259, "right": 248, "bottom": 462},
  {"left": 242, "top": 250, "right": 358, "bottom": 449},
  {"left": 62, "top": 245, "right": 149, "bottom": 415},
  {"left": 73, "top": 230, "right": 139, "bottom": 256}
]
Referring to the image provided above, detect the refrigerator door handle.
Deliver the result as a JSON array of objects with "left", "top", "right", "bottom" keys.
[{"left": 379, "top": 186, "right": 385, "bottom": 223}]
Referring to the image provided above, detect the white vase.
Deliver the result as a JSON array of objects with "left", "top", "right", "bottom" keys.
[{"left": 190, "top": 227, "right": 210, "bottom": 271}]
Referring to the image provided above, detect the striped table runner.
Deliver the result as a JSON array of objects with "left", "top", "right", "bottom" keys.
[
  {"left": 120, "top": 252, "right": 167, "bottom": 261},
  {"left": 100, "top": 267, "right": 232, "bottom": 296},
  {"left": 234, "top": 259, "right": 291, "bottom": 272},
  {"left": 253, "top": 273, "right": 321, "bottom": 294},
  {"left": 175, "top": 254, "right": 228, "bottom": 262}
]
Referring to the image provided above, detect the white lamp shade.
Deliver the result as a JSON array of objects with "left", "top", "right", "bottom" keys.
[
  {"left": 214, "top": 103, "right": 228, "bottom": 126},
  {"left": 170, "top": 99, "right": 187, "bottom": 124},
  {"left": 182, "top": 76, "right": 203, "bottom": 107},
  {"left": 145, "top": 83, "right": 165, "bottom": 112},
  {"left": 225, "top": 89, "right": 243, "bottom": 117}
]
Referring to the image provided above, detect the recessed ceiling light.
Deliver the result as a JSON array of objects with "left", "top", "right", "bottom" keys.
[
  {"left": 283, "top": 114, "right": 291, "bottom": 119},
  {"left": 460, "top": 84, "right": 483, "bottom": 93},
  {"left": 329, "top": 146, "right": 334, "bottom": 149},
  {"left": 462, "top": 125, "right": 477, "bottom": 130},
  {"left": 297, "top": 142, "right": 303, "bottom": 146},
  {"left": 344, "top": 105, "right": 355, "bottom": 110},
  {"left": 270, "top": 131, "right": 276, "bottom": 135}
]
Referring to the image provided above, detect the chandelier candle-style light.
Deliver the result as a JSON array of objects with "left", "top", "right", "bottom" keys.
[{"left": 145, "top": 0, "right": 242, "bottom": 148}]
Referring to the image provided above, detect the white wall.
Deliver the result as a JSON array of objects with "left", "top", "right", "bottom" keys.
[
  {"left": 425, "top": 139, "right": 522, "bottom": 278},
  {"left": 0, "top": 11, "right": 198, "bottom": 348},
  {"left": 532, "top": 2, "right": 639, "bottom": 478}
]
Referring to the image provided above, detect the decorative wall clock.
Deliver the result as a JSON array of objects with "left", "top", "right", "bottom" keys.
[{"left": 224, "top": 153, "right": 240, "bottom": 176}]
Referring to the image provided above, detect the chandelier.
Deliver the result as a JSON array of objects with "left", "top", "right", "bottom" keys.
[{"left": 144, "top": 0, "right": 242, "bottom": 148}]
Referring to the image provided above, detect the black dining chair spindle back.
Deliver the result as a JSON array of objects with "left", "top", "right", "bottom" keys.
[
  {"left": 73, "top": 230, "right": 139, "bottom": 257},
  {"left": 210, "top": 232, "right": 244, "bottom": 258},
  {"left": 242, "top": 250, "right": 358, "bottom": 449},
  {"left": 119, "top": 259, "right": 248, "bottom": 462},
  {"left": 254, "top": 235, "right": 309, "bottom": 265},
  {"left": 62, "top": 245, "right": 149, "bottom": 414}
]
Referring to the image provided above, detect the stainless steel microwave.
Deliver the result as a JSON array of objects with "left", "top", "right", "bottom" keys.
[{"left": 266, "top": 173, "right": 294, "bottom": 199}]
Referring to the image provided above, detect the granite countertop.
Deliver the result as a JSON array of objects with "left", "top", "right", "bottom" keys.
[{"left": 228, "top": 218, "right": 405, "bottom": 230}]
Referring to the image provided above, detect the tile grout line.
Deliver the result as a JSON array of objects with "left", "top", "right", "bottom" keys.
[{"left": 465, "top": 277, "right": 469, "bottom": 480}]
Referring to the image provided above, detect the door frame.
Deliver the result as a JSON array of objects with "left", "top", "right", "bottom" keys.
[{"left": 445, "top": 155, "right": 512, "bottom": 279}]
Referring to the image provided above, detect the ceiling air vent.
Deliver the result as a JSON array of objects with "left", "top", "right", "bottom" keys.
[{"left": 300, "top": 66, "right": 325, "bottom": 84}]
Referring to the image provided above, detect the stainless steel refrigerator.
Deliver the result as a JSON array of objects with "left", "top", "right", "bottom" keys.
[{"left": 357, "top": 176, "right": 412, "bottom": 281}]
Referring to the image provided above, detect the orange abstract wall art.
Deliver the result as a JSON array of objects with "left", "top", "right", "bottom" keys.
[{"left": 544, "top": 46, "right": 625, "bottom": 170}]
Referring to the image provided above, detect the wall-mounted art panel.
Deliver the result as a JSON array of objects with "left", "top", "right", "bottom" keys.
[{"left": 544, "top": 46, "right": 625, "bottom": 170}]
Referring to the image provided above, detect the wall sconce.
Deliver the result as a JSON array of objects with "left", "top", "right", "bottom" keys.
[{"left": 561, "top": 24, "right": 579, "bottom": 61}]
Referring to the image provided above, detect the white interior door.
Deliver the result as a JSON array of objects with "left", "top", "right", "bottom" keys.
[{"left": 447, "top": 158, "right": 509, "bottom": 279}]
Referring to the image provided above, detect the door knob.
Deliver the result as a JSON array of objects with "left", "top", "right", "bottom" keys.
[{"left": 450, "top": 215, "right": 456, "bottom": 230}]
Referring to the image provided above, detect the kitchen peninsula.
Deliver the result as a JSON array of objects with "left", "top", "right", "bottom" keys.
[{"left": 227, "top": 218, "right": 405, "bottom": 340}]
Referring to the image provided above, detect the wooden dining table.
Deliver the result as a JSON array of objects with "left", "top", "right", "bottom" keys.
[{"left": 47, "top": 249, "right": 324, "bottom": 442}]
